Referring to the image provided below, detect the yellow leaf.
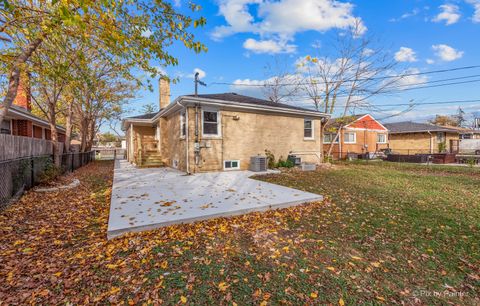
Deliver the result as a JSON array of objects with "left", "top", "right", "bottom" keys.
[
  {"left": 339, "top": 298, "right": 345, "bottom": 306},
  {"left": 350, "top": 256, "right": 362, "bottom": 261},
  {"left": 327, "top": 266, "right": 335, "bottom": 272},
  {"left": 310, "top": 292, "right": 318, "bottom": 298},
  {"left": 180, "top": 296, "right": 187, "bottom": 304},
  {"left": 160, "top": 260, "right": 168, "bottom": 269},
  {"left": 218, "top": 282, "right": 229, "bottom": 292},
  {"left": 110, "top": 286, "right": 120, "bottom": 295},
  {"left": 13, "top": 240, "right": 25, "bottom": 246},
  {"left": 106, "top": 264, "right": 117, "bottom": 269},
  {"left": 260, "top": 301, "right": 268, "bottom": 306},
  {"left": 376, "top": 296, "right": 385, "bottom": 301},
  {"left": 371, "top": 262, "right": 381, "bottom": 268},
  {"left": 54, "top": 272, "right": 62, "bottom": 277}
]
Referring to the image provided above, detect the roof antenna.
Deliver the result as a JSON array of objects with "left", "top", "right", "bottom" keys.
[{"left": 194, "top": 72, "right": 206, "bottom": 96}]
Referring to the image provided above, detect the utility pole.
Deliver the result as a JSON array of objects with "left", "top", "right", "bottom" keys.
[{"left": 194, "top": 72, "right": 206, "bottom": 96}]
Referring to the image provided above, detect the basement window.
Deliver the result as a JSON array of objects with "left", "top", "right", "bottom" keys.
[
  {"left": 304, "top": 119, "right": 314, "bottom": 140},
  {"left": 202, "top": 110, "right": 220, "bottom": 137},
  {"left": 224, "top": 160, "right": 240, "bottom": 170}
]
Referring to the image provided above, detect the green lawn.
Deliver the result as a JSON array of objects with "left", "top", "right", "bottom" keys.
[{"left": 1, "top": 161, "right": 479, "bottom": 305}]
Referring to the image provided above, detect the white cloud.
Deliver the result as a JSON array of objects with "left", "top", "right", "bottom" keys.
[
  {"left": 243, "top": 38, "right": 297, "bottom": 54},
  {"left": 192, "top": 68, "right": 206, "bottom": 79},
  {"left": 389, "top": 8, "right": 420, "bottom": 22},
  {"left": 141, "top": 29, "right": 153, "bottom": 38},
  {"left": 394, "top": 47, "right": 417, "bottom": 62},
  {"left": 466, "top": 0, "right": 480, "bottom": 23},
  {"left": 212, "top": 0, "right": 366, "bottom": 53},
  {"left": 432, "top": 4, "right": 461, "bottom": 25},
  {"left": 432, "top": 44, "right": 464, "bottom": 61},
  {"left": 173, "top": 0, "right": 181, "bottom": 7},
  {"left": 396, "top": 68, "right": 429, "bottom": 88},
  {"left": 426, "top": 58, "right": 435, "bottom": 64}
]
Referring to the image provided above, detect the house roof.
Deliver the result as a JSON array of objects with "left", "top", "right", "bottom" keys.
[
  {"left": 124, "top": 112, "right": 160, "bottom": 120},
  {"left": 184, "top": 93, "right": 317, "bottom": 113},
  {"left": 436, "top": 125, "right": 480, "bottom": 134},
  {"left": 325, "top": 114, "right": 388, "bottom": 131},
  {"left": 7, "top": 105, "right": 66, "bottom": 132},
  {"left": 383, "top": 121, "right": 460, "bottom": 134}
]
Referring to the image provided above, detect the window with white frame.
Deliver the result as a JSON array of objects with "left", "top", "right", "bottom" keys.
[
  {"left": 304, "top": 119, "right": 314, "bottom": 139},
  {"left": 180, "top": 111, "right": 186, "bottom": 138},
  {"left": 344, "top": 132, "right": 356, "bottom": 143},
  {"left": 377, "top": 133, "right": 387, "bottom": 144},
  {"left": 437, "top": 132, "right": 446, "bottom": 143},
  {"left": 224, "top": 160, "right": 240, "bottom": 170},
  {"left": 202, "top": 110, "right": 220, "bottom": 137},
  {"left": 323, "top": 133, "right": 339, "bottom": 144}
]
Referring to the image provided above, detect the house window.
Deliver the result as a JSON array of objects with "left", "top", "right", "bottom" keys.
[
  {"left": 344, "top": 132, "right": 356, "bottom": 144},
  {"left": 304, "top": 119, "right": 314, "bottom": 139},
  {"left": 377, "top": 133, "right": 387, "bottom": 144},
  {"left": 202, "top": 110, "right": 220, "bottom": 137},
  {"left": 323, "top": 133, "right": 339, "bottom": 144},
  {"left": 180, "top": 111, "right": 186, "bottom": 138},
  {"left": 437, "top": 132, "right": 446, "bottom": 142},
  {"left": 1, "top": 119, "right": 11, "bottom": 134},
  {"left": 224, "top": 160, "right": 240, "bottom": 170}
]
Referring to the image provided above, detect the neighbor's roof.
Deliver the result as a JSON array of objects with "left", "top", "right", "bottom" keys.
[
  {"left": 185, "top": 93, "right": 318, "bottom": 113},
  {"left": 383, "top": 121, "right": 460, "bottom": 134},
  {"left": 325, "top": 114, "right": 366, "bottom": 129},
  {"left": 8, "top": 105, "right": 66, "bottom": 132},
  {"left": 437, "top": 125, "right": 480, "bottom": 134}
]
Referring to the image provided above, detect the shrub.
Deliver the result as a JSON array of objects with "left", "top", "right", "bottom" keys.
[
  {"left": 265, "top": 149, "right": 276, "bottom": 169},
  {"left": 276, "top": 157, "right": 294, "bottom": 168}
]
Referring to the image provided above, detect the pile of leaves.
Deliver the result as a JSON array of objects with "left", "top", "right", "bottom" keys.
[{"left": 0, "top": 161, "right": 479, "bottom": 305}]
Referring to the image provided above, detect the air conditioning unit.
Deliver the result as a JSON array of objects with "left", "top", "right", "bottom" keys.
[{"left": 250, "top": 156, "right": 267, "bottom": 172}]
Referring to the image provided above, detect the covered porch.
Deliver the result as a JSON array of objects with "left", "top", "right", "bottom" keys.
[{"left": 125, "top": 120, "right": 163, "bottom": 167}]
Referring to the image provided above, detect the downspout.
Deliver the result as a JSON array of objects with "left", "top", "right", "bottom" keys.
[
  {"left": 185, "top": 106, "right": 190, "bottom": 174},
  {"left": 427, "top": 131, "right": 433, "bottom": 154}
]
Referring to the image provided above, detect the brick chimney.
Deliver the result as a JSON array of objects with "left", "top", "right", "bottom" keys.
[
  {"left": 13, "top": 73, "right": 32, "bottom": 111},
  {"left": 159, "top": 78, "right": 170, "bottom": 110}
]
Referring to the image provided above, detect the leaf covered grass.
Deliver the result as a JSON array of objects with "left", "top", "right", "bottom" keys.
[{"left": 0, "top": 161, "right": 479, "bottom": 304}]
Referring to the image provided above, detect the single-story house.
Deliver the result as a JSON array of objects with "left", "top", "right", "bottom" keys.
[
  {"left": 122, "top": 79, "right": 329, "bottom": 172},
  {"left": 1, "top": 76, "right": 66, "bottom": 141},
  {"left": 443, "top": 126, "right": 480, "bottom": 139},
  {"left": 383, "top": 121, "right": 459, "bottom": 154},
  {"left": 323, "top": 114, "right": 389, "bottom": 159}
]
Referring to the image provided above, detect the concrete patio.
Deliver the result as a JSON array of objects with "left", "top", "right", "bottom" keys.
[{"left": 107, "top": 160, "right": 323, "bottom": 238}]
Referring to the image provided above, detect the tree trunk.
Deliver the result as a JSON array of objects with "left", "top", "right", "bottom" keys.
[
  {"left": 64, "top": 102, "right": 74, "bottom": 152},
  {"left": 0, "top": 37, "right": 44, "bottom": 126},
  {"left": 48, "top": 105, "right": 62, "bottom": 167}
]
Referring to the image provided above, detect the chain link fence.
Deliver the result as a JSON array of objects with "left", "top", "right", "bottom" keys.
[{"left": 0, "top": 151, "right": 95, "bottom": 208}]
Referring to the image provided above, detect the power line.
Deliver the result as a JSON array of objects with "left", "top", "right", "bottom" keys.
[{"left": 209, "top": 65, "right": 480, "bottom": 87}]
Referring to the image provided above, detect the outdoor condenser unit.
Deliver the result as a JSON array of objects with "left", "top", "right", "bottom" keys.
[{"left": 250, "top": 156, "right": 267, "bottom": 172}]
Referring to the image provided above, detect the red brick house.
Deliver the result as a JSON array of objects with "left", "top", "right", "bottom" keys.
[
  {"left": 1, "top": 76, "right": 66, "bottom": 142},
  {"left": 323, "top": 114, "right": 389, "bottom": 159}
]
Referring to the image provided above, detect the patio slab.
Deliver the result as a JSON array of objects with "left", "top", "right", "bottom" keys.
[{"left": 107, "top": 160, "right": 323, "bottom": 238}]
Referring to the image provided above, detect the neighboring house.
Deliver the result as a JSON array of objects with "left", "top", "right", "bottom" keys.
[
  {"left": 383, "top": 121, "right": 459, "bottom": 154},
  {"left": 323, "top": 114, "right": 389, "bottom": 159},
  {"left": 1, "top": 76, "right": 66, "bottom": 142},
  {"left": 443, "top": 126, "right": 480, "bottom": 139},
  {"left": 122, "top": 79, "right": 329, "bottom": 172}
]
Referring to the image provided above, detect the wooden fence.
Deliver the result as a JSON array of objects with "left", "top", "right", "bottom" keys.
[{"left": 0, "top": 134, "right": 53, "bottom": 161}]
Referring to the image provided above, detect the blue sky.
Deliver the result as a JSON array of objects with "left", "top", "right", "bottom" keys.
[{"left": 120, "top": 0, "right": 480, "bottom": 131}]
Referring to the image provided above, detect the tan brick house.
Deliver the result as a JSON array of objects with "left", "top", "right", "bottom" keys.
[
  {"left": 122, "top": 80, "right": 329, "bottom": 173},
  {"left": 383, "top": 121, "right": 460, "bottom": 154},
  {"left": 323, "top": 114, "right": 389, "bottom": 159}
]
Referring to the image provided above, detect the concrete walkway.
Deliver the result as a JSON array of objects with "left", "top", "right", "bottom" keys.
[{"left": 107, "top": 160, "right": 323, "bottom": 238}]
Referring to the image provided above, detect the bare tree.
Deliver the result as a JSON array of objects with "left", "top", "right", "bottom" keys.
[
  {"left": 262, "top": 57, "right": 301, "bottom": 103},
  {"left": 298, "top": 20, "right": 405, "bottom": 157}
]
